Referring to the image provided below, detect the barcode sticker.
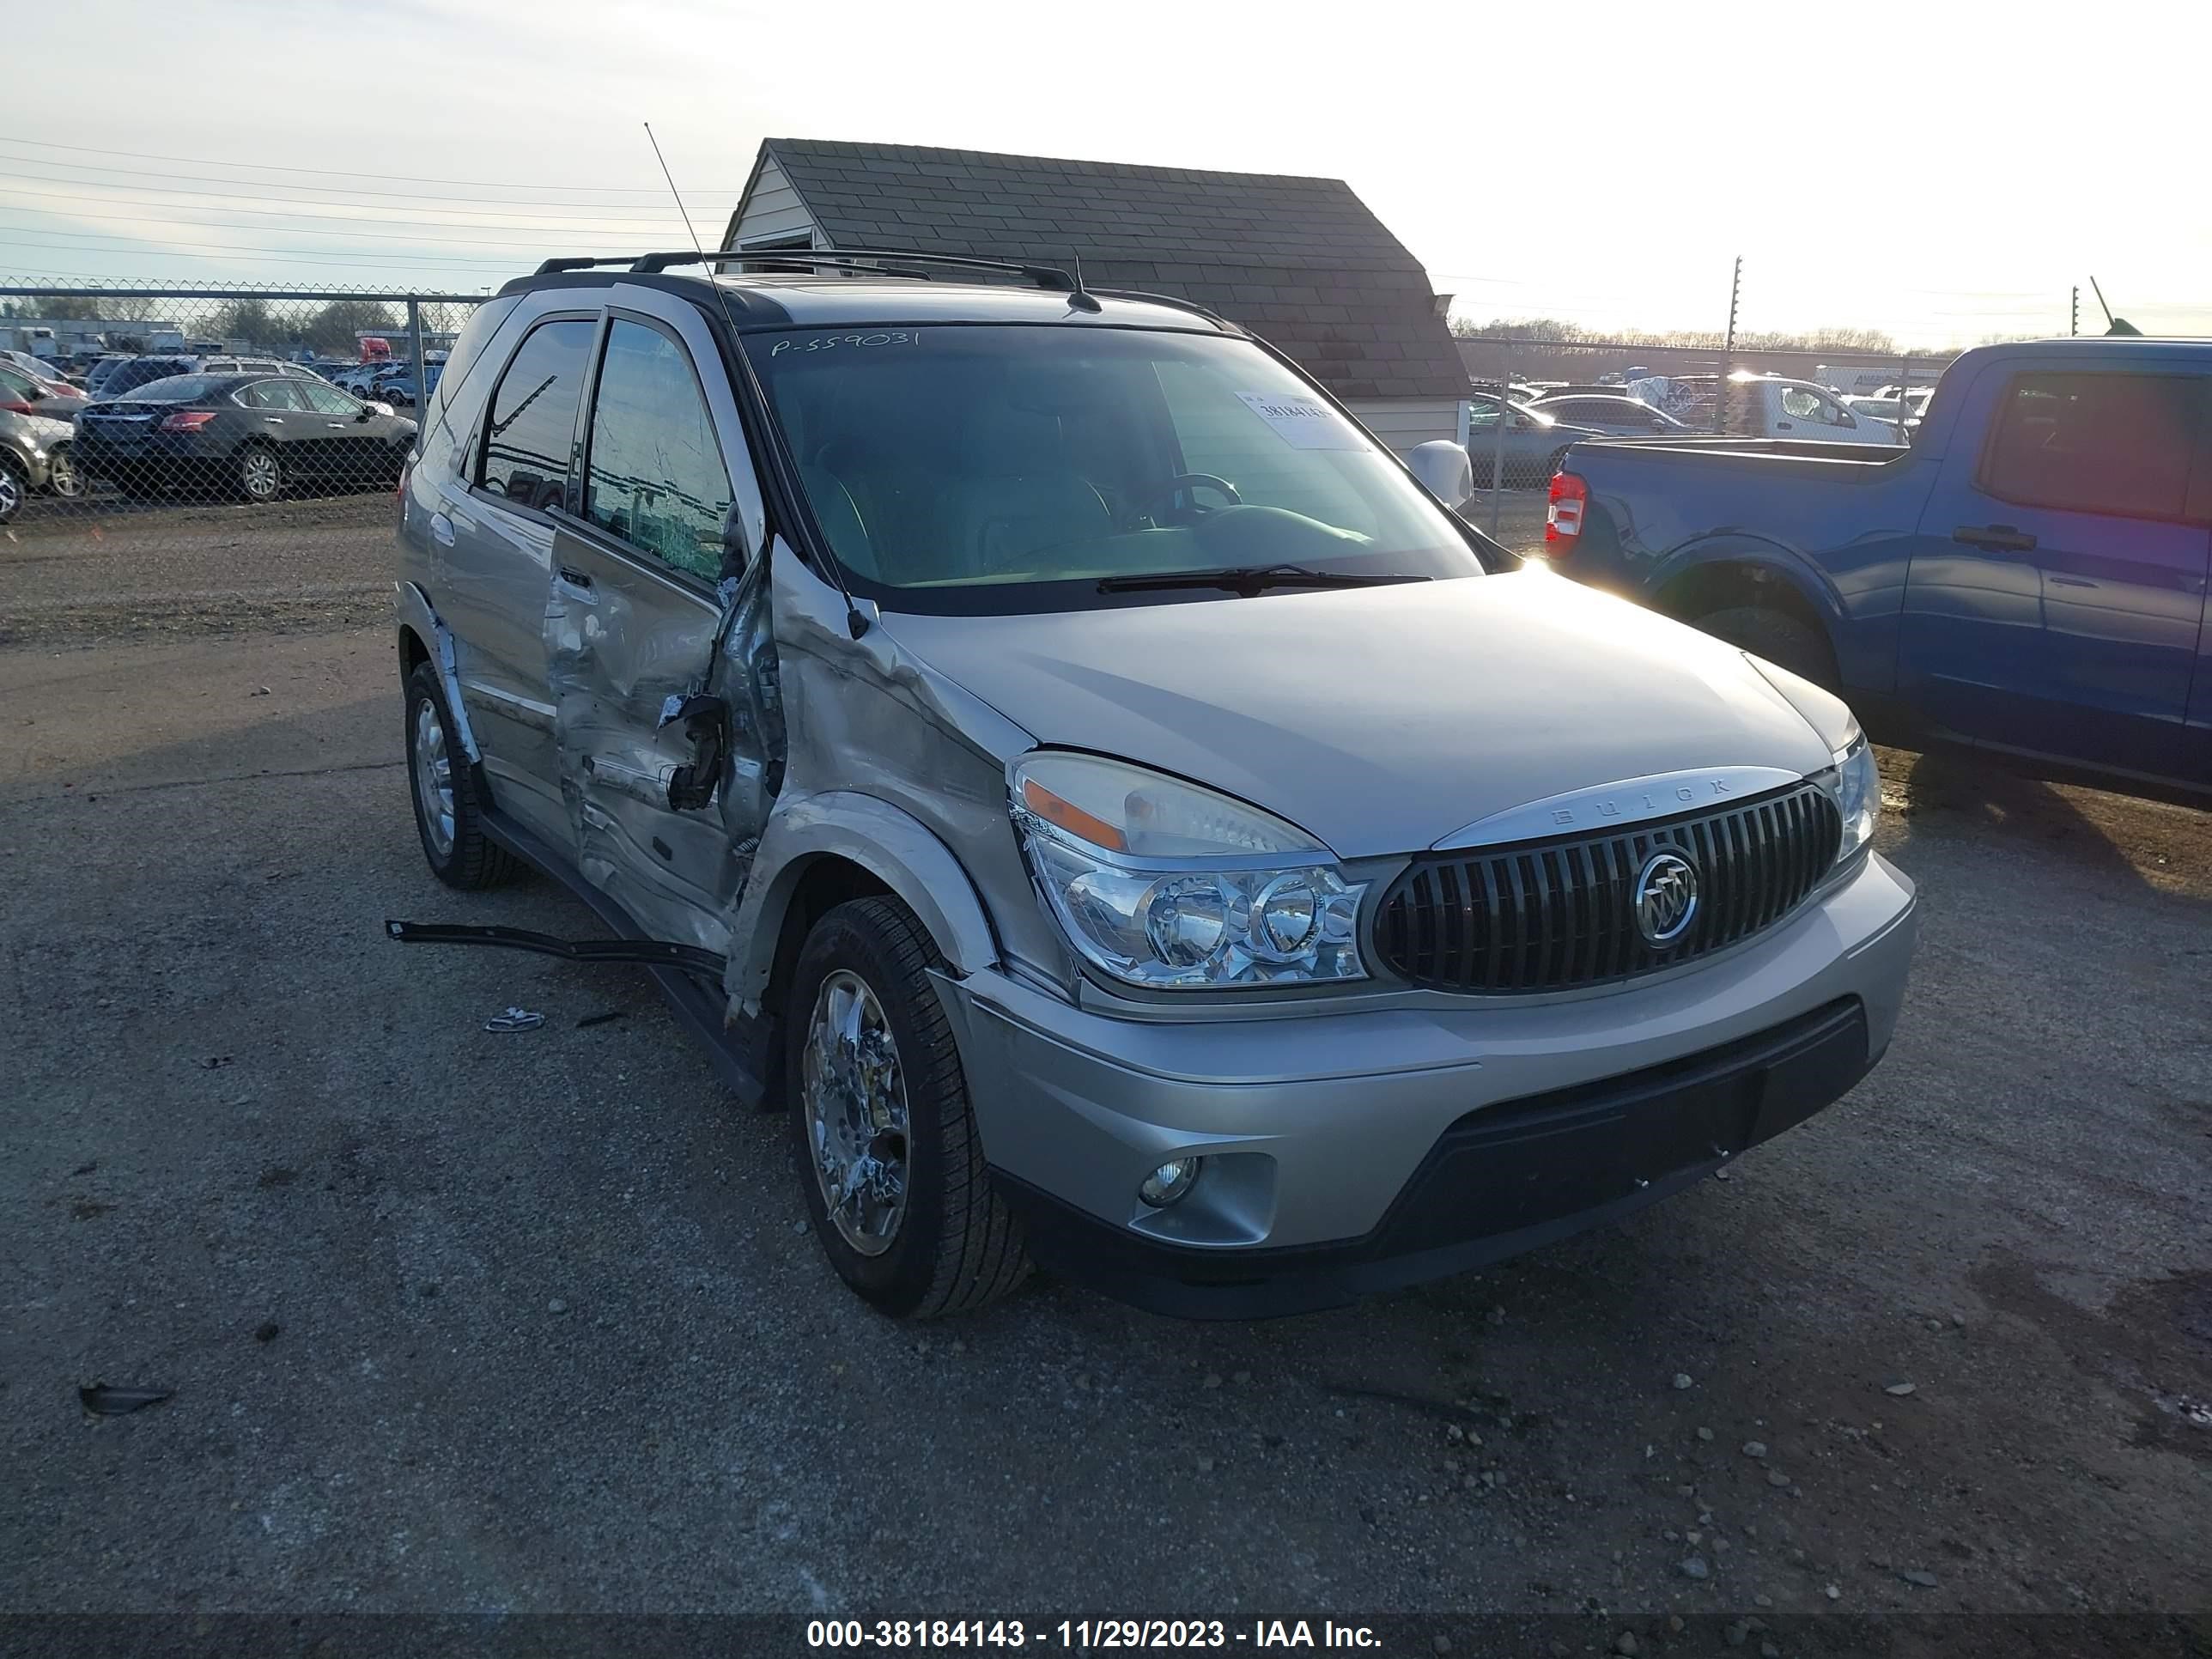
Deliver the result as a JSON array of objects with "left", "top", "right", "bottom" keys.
[{"left": 1235, "top": 391, "right": 1366, "bottom": 450}]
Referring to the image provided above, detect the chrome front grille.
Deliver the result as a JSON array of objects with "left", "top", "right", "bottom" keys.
[{"left": 1374, "top": 781, "right": 1840, "bottom": 994}]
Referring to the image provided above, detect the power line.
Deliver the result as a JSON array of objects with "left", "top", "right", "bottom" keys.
[
  {"left": 0, "top": 155, "right": 729, "bottom": 210},
  {"left": 0, "top": 134, "right": 745, "bottom": 194},
  {"left": 0, "top": 178, "right": 690, "bottom": 229},
  {"left": 0, "top": 233, "right": 524, "bottom": 272},
  {"left": 0, "top": 204, "right": 673, "bottom": 252}
]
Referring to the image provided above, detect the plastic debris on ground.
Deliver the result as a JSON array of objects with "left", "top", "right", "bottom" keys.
[
  {"left": 483, "top": 1006, "right": 546, "bottom": 1033},
  {"left": 79, "top": 1383, "right": 173, "bottom": 1416}
]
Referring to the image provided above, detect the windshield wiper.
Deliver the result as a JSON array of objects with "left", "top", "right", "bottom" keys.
[{"left": 1097, "top": 563, "right": 1426, "bottom": 596}]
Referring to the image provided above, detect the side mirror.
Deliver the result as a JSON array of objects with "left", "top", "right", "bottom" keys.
[
  {"left": 356, "top": 406, "right": 374, "bottom": 422},
  {"left": 1407, "top": 440, "right": 1474, "bottom": 508}
]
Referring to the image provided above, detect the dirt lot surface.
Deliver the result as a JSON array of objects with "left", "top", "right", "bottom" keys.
[{"left": 2, "top": 499, "right": 2207, "bottom": 1656}]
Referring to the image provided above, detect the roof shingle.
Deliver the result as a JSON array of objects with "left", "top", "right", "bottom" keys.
[{"left": 724, "top": 138, "right": 1465, "bottom": 400}]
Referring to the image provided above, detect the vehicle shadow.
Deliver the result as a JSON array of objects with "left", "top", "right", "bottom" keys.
[{"left": 1879, "top": 743, "right": 2211, "bottom": 901}]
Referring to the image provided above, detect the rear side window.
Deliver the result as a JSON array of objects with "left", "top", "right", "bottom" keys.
[
  {"left": 1982, "top": 372, "right": 2209, "bottom": 521},
  {"left": 477, "top": 319, "right": 594, "bottom": 513},
  {"left": 238, "top": 380, "right": 307, "bottom": 410},
  {"left": 581, "top": 319, "right": 732, "bottom": 581}
]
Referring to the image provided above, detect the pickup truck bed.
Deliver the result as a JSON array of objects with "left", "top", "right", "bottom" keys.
[{"left": 1543, "top": 340, "right": 2212, "bottom": 794}]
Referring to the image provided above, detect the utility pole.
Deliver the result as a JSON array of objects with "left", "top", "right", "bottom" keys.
[
  {"left": 2070, "top": 286, "right": 2079, "bottom": 337},
  {"left": 1717, "top": 255, "right": 1741, "bottom": 434}
]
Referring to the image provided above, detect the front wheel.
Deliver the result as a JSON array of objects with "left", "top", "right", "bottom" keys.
[
  {"left": 0, "top": 454, "right": 23, "bottom": 524},
  {"left": 787, "top": 896, "right": 1028, "bottom": 1319}
]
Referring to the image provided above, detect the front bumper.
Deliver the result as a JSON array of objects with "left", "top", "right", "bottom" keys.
[{"left": 941, "top": 850, "right": 1917, "bottom": 1317}]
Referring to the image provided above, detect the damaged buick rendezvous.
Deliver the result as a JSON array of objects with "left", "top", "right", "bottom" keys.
[{"left": 391, "top": 250, "right": 1917, "bottom": 1318}]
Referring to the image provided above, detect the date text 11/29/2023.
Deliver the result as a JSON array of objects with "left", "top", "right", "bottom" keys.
[
  {"left": 805, "top": 1627, "right": 1380, "bottom": 1654},
  {"left": 806, "top": 1620, "right": 1388, "bottom": 1650}
]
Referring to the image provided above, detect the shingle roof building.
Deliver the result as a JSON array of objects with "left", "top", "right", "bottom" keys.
[{"left": 720, "top": 138, "right": 1468, "bottom": 448}]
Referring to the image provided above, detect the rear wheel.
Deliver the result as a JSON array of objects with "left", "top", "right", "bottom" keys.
[
  {"left": 404, "top": 660, "right": 519, "bottom": 890},
  {"left": 0, "top": 454, "right": 23, "bottom": 524},
  {"left": 1692, "top": 605, "right": 1840, "bottom": 690},
  {"left": 787, "top": 896, "right": 1028, "bottom": 1319},
  {"left": 44, "top": 443, "right": 83, "bottom": 501},
  {"left": 236, "top": 443, "right": 283, "bottom": 504}
]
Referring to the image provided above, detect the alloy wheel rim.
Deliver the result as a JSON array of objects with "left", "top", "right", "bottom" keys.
[
  {"left": 0, "top": 468, "right": 19, "bottom": 516},
  {"left": 800, "top": 969, "right": 910, "bottom": 1256},
  {"left": 411, "top": 696, "right": 455, "bottom": 859},
  {"left": 243, "top": 451, "right": 279, "bottom": 499},
  {"left": 46, "top": 450, "right": 80, "bottom": 498}
]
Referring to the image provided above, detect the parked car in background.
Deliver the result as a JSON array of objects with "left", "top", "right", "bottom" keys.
[
  {"left": 72, "top": 372, "right": 417, "bottom": 502},
  {"left": 1526, "top": 394, "right": 1698, "bottom": 437},
  {"left": 1466, "top": 392, "right": 1604, "bottom": 486},
  {"left": 0, "top": 408, "right": 83, "bottom": 523},
  {"left": 0, "top": 361, "right": 86, "bottom": 420},
  {"left": 1625, "top": 374, "right": 1899, "bottom": 446},
  {"left": 82, "top": 356, "right": 137, "bottom": 398},
  {"left": 199, "top": 356, "right": 309, "bottom": 378},
  {"left": 390, "top": 254, "right": 1917, "bottom": 1320},
  {"left": 1540, "top": 337, "right": 2211, "bottom": 793},
  {"left": 374, "top": 362, "right": 442, "bottom": 407},
  {"left": 92, "top": 356, "right": 203, "bottom": 401}
]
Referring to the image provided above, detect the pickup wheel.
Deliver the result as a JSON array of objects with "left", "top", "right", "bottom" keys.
[
  {"left": 1692, "top": 605, "right": 1840, "bottom": 691},
  {"left": 404, "top": 660, "right": 520, "bottom": 890},
  {"left": 787, "top": 896, "right": 1029, "bottom": 1319}
]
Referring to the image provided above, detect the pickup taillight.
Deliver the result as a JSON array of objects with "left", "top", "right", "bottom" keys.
[{"left": 1545, "top": 471, "right": 1588, "bottom": 550}]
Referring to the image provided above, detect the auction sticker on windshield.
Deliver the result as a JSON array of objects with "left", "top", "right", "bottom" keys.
[{"left": 1235, "top": 390, "right": 1365, "bottom": 449}]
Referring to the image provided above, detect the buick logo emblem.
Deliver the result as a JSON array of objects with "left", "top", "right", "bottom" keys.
[{"left": 1633, "top": 849, "right": 1700, "bottom": 946}]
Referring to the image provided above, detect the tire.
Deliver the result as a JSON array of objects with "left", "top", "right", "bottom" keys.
[
  {"left": 404, "top": 660, "right": 520, "bottom": 890},
  {"left": 787, "top": 896, "right": 1028, "bottom": 1319},
  {"left": 0, "top": 453, "right": 23, "bottom": 525},
  {"left": 44, "top": 442, "right": 83, "bottom": 501},
  {"left": 236, "top": 442, "right": 283, "bottom": 504},
  {"left": 1692, "top": 605, "right": 1840, "bottom": 691}
]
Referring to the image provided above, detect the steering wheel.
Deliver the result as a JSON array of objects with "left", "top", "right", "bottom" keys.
[{"left": 1139, "top": 473, "right": 1241, "bottom": 524}]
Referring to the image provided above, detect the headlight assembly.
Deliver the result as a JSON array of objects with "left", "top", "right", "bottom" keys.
[
  {"left": 1011, "top": 752, "right": 1368, "bottom": 990},
  {"left": 1832, "top": 726, "right": 1879, "bottom": 863}
]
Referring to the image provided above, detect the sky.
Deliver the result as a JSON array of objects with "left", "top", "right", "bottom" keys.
[{"left": 5, "top": 0, "right": 2207, "bottom": 349}]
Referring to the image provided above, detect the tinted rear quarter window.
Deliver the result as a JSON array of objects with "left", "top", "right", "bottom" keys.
[
  {"left": 1982, "top": 372, "right": 2209, "bottom": 520},
  {"left": 477, "top": 319, "right": 594, "bottom": 512}
]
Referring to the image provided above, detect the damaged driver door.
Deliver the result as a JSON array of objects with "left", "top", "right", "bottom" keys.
[{"left": 542, "top": 302, "right": 776, "bottom": 957}]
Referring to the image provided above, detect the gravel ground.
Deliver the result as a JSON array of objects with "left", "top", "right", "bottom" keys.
[{"left": 2, "top": 507, "right": 2207, "bottom": 1654}]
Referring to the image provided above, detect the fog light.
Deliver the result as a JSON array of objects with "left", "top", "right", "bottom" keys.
[{"left": 1138, "top": 1157, "right": 1203, "bottom": 1208}]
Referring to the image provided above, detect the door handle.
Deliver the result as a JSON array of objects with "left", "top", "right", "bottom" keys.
[
  {"left": 1775, "top": 421, "right": 1792, "bottom": 431},
  {"left": 1953, "top": 524, "right": 2038, "bottom": 553},
  {"left": 262, "top": 416, "right": 284, "bottom": 424},
  {"left": 556, "top": 566, "right": 594, "bottom": 590}
]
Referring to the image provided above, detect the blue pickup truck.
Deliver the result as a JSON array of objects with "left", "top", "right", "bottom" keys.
[{"left": 1541, "top": 338, "right": 2212, "bottom": 793}]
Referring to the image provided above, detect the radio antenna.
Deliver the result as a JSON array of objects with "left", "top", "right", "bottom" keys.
[{"left": 643, "top": 122, "right": 871, "bottom": 637}]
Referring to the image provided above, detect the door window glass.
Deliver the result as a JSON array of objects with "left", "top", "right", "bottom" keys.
[
  {"left": 299, "top": 380, "right": 357, "bottom": 416},
  {"left": 238, "top": 379, "right": 307, "bottom": 410},
  {"left": 477, "top": 318, "right": 594, "bottom": 513},
  {"left": 1779, "top": 386, "right": 1823, "bottom": 421},
  {"left": 582, "top": 319, "right": 733, "bottom": 580},
  {"left": 1982, "top": 373, "right": 2204, "bottom": 520}
]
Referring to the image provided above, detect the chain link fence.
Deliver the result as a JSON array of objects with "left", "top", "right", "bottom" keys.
[{"left": 0, "top": 285, "right": 485, "bottom": 534}]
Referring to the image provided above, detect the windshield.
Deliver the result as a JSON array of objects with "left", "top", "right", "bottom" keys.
[
  {"left": 744, "top": 325, "right": 1483, "bottom": 612},
  {"left": 1467, "top": 393, "right": 1551, "bottom": 428}
]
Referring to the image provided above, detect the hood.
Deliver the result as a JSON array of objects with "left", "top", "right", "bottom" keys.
[{"left": 879, "top": 570, "right": 1834, "bottom": 859}]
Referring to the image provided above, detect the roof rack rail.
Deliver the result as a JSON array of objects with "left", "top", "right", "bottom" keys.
[
  {"left": 1089, "top": 288, "right": 1237, "bottom": 329},
  {"left": 532, "top": 252, "right": 711, "bottom": 276},
  {"left": 721, "top": 246, "right": 1086, "bottom": 296}
]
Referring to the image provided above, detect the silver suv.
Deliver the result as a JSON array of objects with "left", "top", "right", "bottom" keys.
[{"left": 393, "top": 252, "right": 1918, "bottom": 1319}]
